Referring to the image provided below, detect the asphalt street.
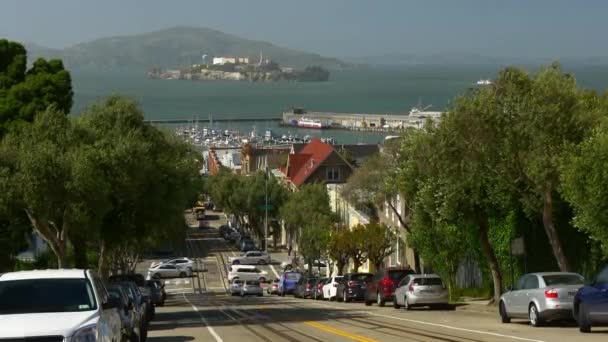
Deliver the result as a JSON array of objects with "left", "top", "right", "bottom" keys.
[{"left": 143, "top": 211, "right": 608, "bottom": 342}]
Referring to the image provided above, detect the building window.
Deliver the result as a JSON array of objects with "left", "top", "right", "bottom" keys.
[
  {"left": 327, "top": 167, "right": 340, "bottom": 181},
  {"left": 396, "top": 194, "right": 402, "bottom": 215}
]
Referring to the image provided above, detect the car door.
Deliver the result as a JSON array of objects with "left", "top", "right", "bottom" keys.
[
  {"left": 395, "top": 276, "right": 410, "bottom": 306},
  {"left": 248, "top": 252, "right": 260, "bottom": 264},
  {"left": 505, "top": 275, "right": 527, "bottom": 316},
  {"left": 93, "top": 276, "right": 120, "bottom": 341},
  {"left": 523, "top": 275, "right": 540, "bottom": 313},
  {"left": 589, "top": 266, "right": 608, "bottom": 323}
]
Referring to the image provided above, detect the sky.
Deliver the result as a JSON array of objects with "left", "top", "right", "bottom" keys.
[{"left": 1, "top": 0, "right": 607, "bottom": 59}]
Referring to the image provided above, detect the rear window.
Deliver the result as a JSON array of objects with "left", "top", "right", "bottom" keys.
[
  {"left": 285, "top": 273, "right": 301, "bottom": 281},
  {"left": 412, "top": 277, "right": 443, "bottom": 286},
  {"left": 543, "top": 274, "right": 584, "bottom": 286},
  {"left": 245, "top": 281, "right": 259, "bottom": 285},
  {"left": 307, "top": 278, "right": 319, "bottom": 284},
  {"left": 388, "top": 270, "right": 414, "bottom": 281},
  {"left": 351, "top": 273, "right": 373, "bottom": 282}
]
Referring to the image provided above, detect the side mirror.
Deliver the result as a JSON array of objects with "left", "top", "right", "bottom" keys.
[{"left": 505, "top": 285, "right": 513, "bottom": 292}]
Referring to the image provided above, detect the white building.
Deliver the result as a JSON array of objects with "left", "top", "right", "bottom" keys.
[{"left": 212, "top": 57, "right": 249, "bottom": 65}]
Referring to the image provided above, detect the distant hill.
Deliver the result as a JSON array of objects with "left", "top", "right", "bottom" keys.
[{"left": 25, "top": 26, "right": 347, "bottom": 70}]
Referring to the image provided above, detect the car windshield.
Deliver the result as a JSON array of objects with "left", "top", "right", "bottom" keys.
[
  {"left": 233, "top": 280, "right": 243, "bottom": 284},
  {"left": 543, "top": 274, "right": 584, "bottom": 286},
  {"left": 0, "top": 278, "right": 97, "bottom": 314},
  {"left": 412, "top": 278, "right": 443, "bottom": 286},
  {"left": 351, "top": 273, "right": 373, "bottom": 282},
  {"left": 388, "top": 270, "right": 412, "bottom": 281},
  {"left": 596, "top": 266, "right": 608, "bottom": 284},
  {"left": 246, "top": 281, "right": 259, "bottom": 285},
  {"left": 307, "top": 278, "right": 318, "bottom": 284},
  {"left": 285, "top": 273, "right": 301, "bottom": 281}
]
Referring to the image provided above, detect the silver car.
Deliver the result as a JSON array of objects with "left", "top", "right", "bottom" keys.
[
  {"left": 229, "top": 251, "right": 271, "bottom": 265},
  {"left": 240, "top": 280, "right": 263, "bottom": 297},
  {"left": 394, "top": 274, "right": 449, "bottom": 310},
  {"left": 499, "top": 272, "right": 584, "bottom": 327},
  {"left": 230, "top": 279, "right": 244, "bottom": 296}
]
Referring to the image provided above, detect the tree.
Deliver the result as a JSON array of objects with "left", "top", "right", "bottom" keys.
[
  {"left": 561, "top": 113, "right": 608, "bottom": 256},
  {"left": 0, "top": 40, "right": 73, "bottom": 135},
  {"left": 362, "top": 222, "right": 395, "bottom": 270},
  {"left": 345, "top": 224, "right": 367, "bottom": 272},
  {"left": 280, "top": 183, "right": 332, "bottom": 244},
  {"left": 327, "top": 226, "right": 351, "bottom": 275},
  {"left": 298, "top": 214, "right": 332, "bottom": 273}
]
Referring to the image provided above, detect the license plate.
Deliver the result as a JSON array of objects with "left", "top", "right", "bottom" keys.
[
  {"left": 568, "top": 291, "right": 576, "bottom": 297},
  {"left": 420, "top": 290, "right": 433, "bottom": 294}
]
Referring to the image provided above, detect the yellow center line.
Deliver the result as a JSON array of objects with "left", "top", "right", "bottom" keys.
[{"left": 304, "top": 321, "right": 379, "bottom": 342}]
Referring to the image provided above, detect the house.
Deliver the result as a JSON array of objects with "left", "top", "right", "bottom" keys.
[
  {"left": 240, "top": 144, "right": 292, "bottom": 175},
  {"left": 279, "top": 138, "right": 354, "bottom": 190},
  {"left": 207, "top": 147, "right": 242, "bottom": 175},
  {"left": 334, "top": 144, "right": 379, "bottom": 167},
  {"left": 212, "top": 57, "right": 249, "bottom": 65}
]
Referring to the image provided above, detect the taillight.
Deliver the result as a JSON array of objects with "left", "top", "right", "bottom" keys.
[
  {"left": 409, "top": 284, "right": 414, "bottom": 293},
  {"left": 347, "top": 281, "right": 357, "bottom": 287},
  {"left": 306, "top": 284, "right": 312, "bottom": 289},
  {"left": 317, "top": 284, "right": 323, "bottom": 289},
  {"left": 333, "top": 283, "right": 338, "bottom": 287},
  {"left": 382, "top": 278, "right": 394, "bottom": 287},
  {"left": 545, "top": 289, "right": 559, "bottom": 299}
]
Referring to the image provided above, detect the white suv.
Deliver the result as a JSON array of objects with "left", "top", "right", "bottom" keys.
[
  {"left": 0, "top": 269, "right": 122, "bottom": 342},
  {"left": 228, "top": 265, "right": 268, "bottom": 282}
]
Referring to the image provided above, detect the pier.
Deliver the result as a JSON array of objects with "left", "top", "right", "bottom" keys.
[{"left": 145, "top": 116, "right": 281, "bottom": 124}]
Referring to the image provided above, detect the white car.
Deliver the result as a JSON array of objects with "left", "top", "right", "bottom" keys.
[
  {"left": 151, "top": 257, "right": 197, "bottom": 273},
  {"left": 229, "top": 251, "right": 271, "bottom": 265},
  {"left": 0, "top": 269, "right": 122, "bottom": 341},
  {"left": 322, "top": 275, "right": 344, "bottom": 301},
  {"left": 228, "top": 265, "right": 268, "bottom": 282},
  {"left": 230, "top": 279, "right": 244, "bottom": 296},
  {"left": 147, "top": 264, "right": 189, "bottom": 279}
]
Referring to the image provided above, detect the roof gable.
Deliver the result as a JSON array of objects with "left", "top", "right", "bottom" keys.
[{"left": 289, "top": 138, "right": 336, "bottom": 187}]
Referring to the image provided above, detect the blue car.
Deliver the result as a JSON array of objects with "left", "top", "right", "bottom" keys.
[
  {"left": 279, "top": 271, "right": 302, "bottom": 296},
  {"left": 574, "top": 265, "right": 608, "bottom": 333}
]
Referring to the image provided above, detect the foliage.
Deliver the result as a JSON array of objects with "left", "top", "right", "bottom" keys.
[
  {"left": 280, "top": 183, "right": 332, "bottom": 242},
  {"left": 298, "top": 214, "right": 332, "bottom": 272},
  {"left": 345, "top": 224, "right": 367, "bottom": 272},
  {"left": 327, "top": 226, "right": 351, "bottom": 275},
  {"left": 0, "top": 39, "right": 73, "bottom": 136},
  {"left": 362, "top": 222, "right": 394, "bottom": 270}
]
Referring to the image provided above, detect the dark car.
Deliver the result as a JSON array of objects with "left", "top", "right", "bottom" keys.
[
  {"left": 365, "top": 267, "right": 416, "bottom": 306},
  {"left": 144, "top": 280, "right": 164, "bottom": 307},
  {"left": 146, "top": 279, "right": 166, "bottom": 304},
  {"left": 240, "top": 239, "right": 257, "bottom": 252},
  {"left": 574, "top": 265, "right": 608, "bottom": 333},
  {"left": 295, "top": 276, "right": 319, "bottom": 299},
  {"left": 109, "top": 273, "right": 146, "bottom": 287},
  {"left": 337, "top": 272, "right": 373, "bottom": 302},
  {"left": 219, "top": 225, "right": 231, "bottom": 239},
  {"left": 279, "top": 271, "right": 302, "bottom": 296},
  {"left": 313, "top": 277, "right": 329, "bottom": 300},
  {"left": 111, "top": 281, "right": 149, "bottom": 341},
  {"left": 107, "top": 284, "right": 142, "bottom": 342}
]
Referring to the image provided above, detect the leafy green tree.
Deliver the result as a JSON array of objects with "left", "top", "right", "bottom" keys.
[
  {"left": 0, "top": 40, "right": 73, "bottom": 135},
  {"left": 346, "top": 224, "right": 367, "bottom": 272},
  {"left": 561, "top": 115, "right": 608, "bottom": 256},
  {"left": 362, "top": 222, "right": 395, "bottom": 270},
  {"left": 328, "top": 226, "right": 351, "bottom": 275},
  {"left": 280, "top": 183, "right": 332, "bottom": 244},
  {"left": 298, "top": 214, "right": 332, "bottom": 273}
]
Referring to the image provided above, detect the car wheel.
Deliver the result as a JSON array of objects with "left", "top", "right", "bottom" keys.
[
  {"left": 233, "top": 260, "right": 240, "bottom": 265},
  {"left": 499, "top": 301, "right": 511, "bottom": 324},
  {"left": 187, "top": 267, "right": 193, "bottom": 274},
  {"left": 404, "top": 296, "right": 411, "bottom": 311},
  {"left": 393, "top": 298, "right": 401, "bottom": 309},
  {"left": 529, "top": 303, "right": 544, "bottom": 327},
  {"left": 377, "top": 292, "right": 386, "bottom": 307},
  {"left": 343, "top": 291, "right": 350, "bottom": 303},
  {"left": 153, "top": 273, "right": 161, "bottom": 279},
  {"left": 179, "top": 272, "right": 187, "bottom": 278},
  {"left": 578, "top": 303, "right": 591, "bottom": 333},
  {"left": 258, "top": 259, "right": 266, "bottom": 265},
  {"left": 259, "top": 277, "right": 266, "bottom": 283}
]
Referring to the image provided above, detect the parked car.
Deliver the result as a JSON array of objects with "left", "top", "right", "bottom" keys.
[
  {"left": 228, "top": 265, "right": 268, "bottom": 282},
  {"left": 148, "top": 264, "right": 189, "bottom": 279},
  {"left": 138, "top": 286, "right": 155, "bottom": 321},
  {"left": 0, "top": 269, "right": 122, "bottom": 341},
  {"left": 295, "top": 276, "right": 319, "bottom": 299},
  {"left": 110, "top": 273, "right": 146, "bottom": 287},
  {"left": 219, "top": 224, "right": 232, "bottom": 238},
  {"left": 107, "top": 283, "right": 143, "bottom": 342},
  {"left": 313, "top": 278, "right": 329, "bottom": 300},
  {"left": 279, "top": 271, "right": 302, "bottom": 296},
  {"left": 394, "top": 274, "right": 449, "bottom": 310},
  {"left": 322, "top": 275, "right": 344, "bottom": 301},
  {"left": 337, "top": 272, "right": 373, "bottom": 302},
  {"left": 230, "top": 251, "right": 271, "bottom": 265},
  {"left": 240, "top": 239, "right": 257, "bottom": 252},
  {"left": 235, "top": 233, "right": 251, "bottom": 247},
  {"left": 574, "top": 265, "right": 608, "bottom": 333},
  {"left": 230, "top": 279, "right": 245, "bottom": 296},
  {"left": 500, "top": 272, "right": 585, "bottom": 326},
  {"left": 365, "top": 267, "right": 416, "bottom": 306},
  {"left": 304, "top": 260, "right": 328, "bottom": 275},
  {"left": 145, "top": 280, "right": 166, "bottom": 306},
  {"left": 241, "top": 280, "right": 264, "bottom": 297},
  {"left": 151, "top": 257, "right": 197, "bottom": 274},
  {"left": 111, "top": 280, "right": 150, "bottom": 337},
  {"left": 267, "top": 279, "right": 280, "bottom": 295}
]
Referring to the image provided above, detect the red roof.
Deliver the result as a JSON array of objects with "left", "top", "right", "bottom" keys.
[{"left": 284, "top": 138, "right": 335, "bottom": 187}]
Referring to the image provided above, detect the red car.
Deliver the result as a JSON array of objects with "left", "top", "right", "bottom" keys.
[{"left": 365, "top": 267, "right": 416, "bottom": 306}]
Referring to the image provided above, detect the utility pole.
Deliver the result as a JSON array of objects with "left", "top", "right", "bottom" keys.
[{"left": 265, "top": 166, "right": 269, "bottom": 252}]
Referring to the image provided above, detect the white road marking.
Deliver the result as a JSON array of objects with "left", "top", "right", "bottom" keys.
[
  {"left": 183, "top": 293, "right": 224, "bottom": 342},
  {"left": 363, "top": 311, "right": 546, "bottom": 342},
  {"left": 269, "top": 264, "right": 280, "bottom": 279}
]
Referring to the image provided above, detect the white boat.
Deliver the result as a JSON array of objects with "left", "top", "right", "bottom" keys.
[
  {"left": 476, "top": 79, "right": 492, "bottom": 85},
  {"left": 297, "top": 117, "right": 325, "bottom": 129},
  {"left": 264, "top": 130, "right": 273, "bottom": 141}
]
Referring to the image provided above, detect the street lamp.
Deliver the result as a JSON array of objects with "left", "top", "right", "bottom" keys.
[{"left": 265, "top": 166, "right": 269, "bottom": 252}]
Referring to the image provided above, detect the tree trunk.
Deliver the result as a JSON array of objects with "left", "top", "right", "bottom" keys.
[
  {"left": 337, "top": 260, "right": 345, "bottom": 275},
  {"left": 72, "top": 235, "right": 88, "bottom": 269},
  {"left": 542, "top": 185, "right": 571, "bottom": 272},
  {"left": 25, "top": 210, "right": 68, "bottom": 269},
  {"left": 413, "top": 250, "right": 422, "bottom": 273},
  {"left": 478, "top": 212, "right": 502, "bottom": 304}
]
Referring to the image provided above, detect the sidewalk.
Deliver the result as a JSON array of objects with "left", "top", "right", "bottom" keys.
[{"left": 453, "top": 298, "right": 497, "bottom": 315}]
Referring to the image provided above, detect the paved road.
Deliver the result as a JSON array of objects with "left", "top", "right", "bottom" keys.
[{"left": 145, "top": 212, "right": 608, "bottom": 342}]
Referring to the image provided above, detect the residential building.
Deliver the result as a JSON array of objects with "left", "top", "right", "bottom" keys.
[
  {"left": 240, "top": 144, "right": 292, "bottom": 175},
  {"left": 207, "top": 147, "right": 242, "bottom": 175},
  {"left": 279, "top": 138, "right": 354, "bottom": 190},
  {"left": 334, "top": 144, "right": 379, "bottom": 167},
  {"left": 212, "top": 56, "right": 249, "bottom": 65}
]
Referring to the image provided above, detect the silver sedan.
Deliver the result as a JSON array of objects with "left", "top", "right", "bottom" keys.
[
  {"left": 499, "top": 272, "right": 584, "bottom": 327},
  {"left": 240, "top": 280, "right": 263, "bottom": 297},
  {"left": 230, "top": 279, "right": 244, "bottom": 296},
  {"left": 394, "top": 274, "right": 449, "bottom": 310}
]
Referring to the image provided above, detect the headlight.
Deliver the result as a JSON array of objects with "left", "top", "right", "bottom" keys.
[{"left": 72, "top": 324, "right": 98, "bottom": 342}]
